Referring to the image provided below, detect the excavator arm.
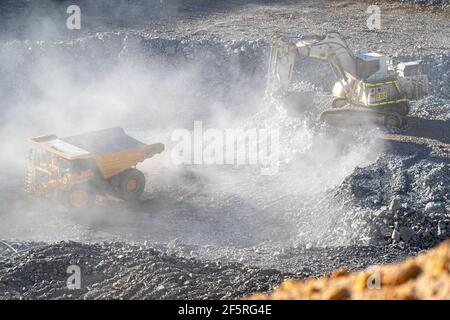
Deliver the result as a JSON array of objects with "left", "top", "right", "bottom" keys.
[{"left": 266, "top": 32, "right": 357, "bottom": 99}]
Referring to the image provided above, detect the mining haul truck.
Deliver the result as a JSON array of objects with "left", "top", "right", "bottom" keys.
[{"left": 25, "top": 127, "right": 164, "bottom": 211}]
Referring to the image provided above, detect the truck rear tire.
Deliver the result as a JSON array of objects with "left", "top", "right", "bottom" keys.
[{"left": 114, "top": 168, "right": 146, "bottom": 201}]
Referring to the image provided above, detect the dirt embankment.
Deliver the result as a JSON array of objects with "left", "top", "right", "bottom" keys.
[{"left": 248, "top": 240, "right": 450, "bottom": 299}]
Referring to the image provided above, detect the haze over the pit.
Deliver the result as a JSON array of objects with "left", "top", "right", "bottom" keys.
[{"left": 0, "top": 0, "right": 384, "bottom": 247}]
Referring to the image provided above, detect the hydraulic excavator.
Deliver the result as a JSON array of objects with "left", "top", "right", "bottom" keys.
[{"left": 266, "top": 32, "right": 429, "bottom": 127}]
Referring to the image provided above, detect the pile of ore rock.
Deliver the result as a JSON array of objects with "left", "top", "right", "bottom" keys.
[
  {"left": 0, "top": 241, "right": 285, "bottom": 300},
  {"left": 319, "top": 140, "right": 450, "bottom": 248}
]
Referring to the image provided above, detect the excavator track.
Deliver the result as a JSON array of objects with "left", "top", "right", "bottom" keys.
[{"left": 319, "top": 108, "right": 404, "bottom": 128}]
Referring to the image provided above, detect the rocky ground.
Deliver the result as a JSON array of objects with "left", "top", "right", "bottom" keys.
[
  {"left": 0, "top": 241, "right": 285, "bottom": 299},
  {"left": 0, "top": 240, "right": 424, "bottom": 299},
  {"left": 0, "top": 0, "right": 449, "bottom": 299}
]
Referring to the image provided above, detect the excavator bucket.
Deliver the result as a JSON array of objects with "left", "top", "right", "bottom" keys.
[{"left": 279, "top": 91, "right": 315, "bottom": 117}]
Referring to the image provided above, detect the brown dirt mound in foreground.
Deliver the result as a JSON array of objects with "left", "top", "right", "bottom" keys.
[{"left": 248, "top": 240, "right": 450, "bottom": 300}]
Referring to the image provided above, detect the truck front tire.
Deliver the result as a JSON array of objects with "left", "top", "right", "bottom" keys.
[
  {"left": 63, "top": 184, "right": 96, "bottom": 212},
  {"left": 111, "top": 168, "right": 146, "bottom": 201}
]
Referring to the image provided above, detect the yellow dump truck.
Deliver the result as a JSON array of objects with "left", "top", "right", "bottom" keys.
[{"left": 25, "top": 127, "right": 164, "bottom": 211}]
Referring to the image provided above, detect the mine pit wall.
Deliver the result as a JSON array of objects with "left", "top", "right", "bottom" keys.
[
  {"left": 0, "top": 35, "right": 270, "bottom": 129},
  {"left": 0, "top": 35, "right": 273, "bottom": 174},
  {"left": 1, "top": 34, "right": 450, "bottom": 119}
]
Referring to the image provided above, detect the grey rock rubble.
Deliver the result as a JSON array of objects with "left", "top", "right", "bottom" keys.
[
  {"left": 0, "top": 240, "right": 422, "bottom": 300},
  {"left": 321, "top": 141, "right": 450, "bottom": 248},
  {"left": 0, "top": 241, "right": 285, "bottom": 300}
]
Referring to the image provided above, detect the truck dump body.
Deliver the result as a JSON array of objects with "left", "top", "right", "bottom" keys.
[{"left": 62, "top": 127, "right": 147, "bottom": 156}]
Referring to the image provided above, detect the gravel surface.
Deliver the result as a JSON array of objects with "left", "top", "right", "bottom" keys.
[
  {"left": 0, "top": 241, "right": 285, "bottom": 299},
  {"left": 0, "top": 0, "right": 449, "bottom": 299},
  {"left": 0, "top": 240, "right": 422, "bottom": 299}
]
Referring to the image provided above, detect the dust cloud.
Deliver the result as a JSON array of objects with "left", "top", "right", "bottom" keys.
[{"left": 0, "top": 1, "right": 383, "bottom": 247}]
